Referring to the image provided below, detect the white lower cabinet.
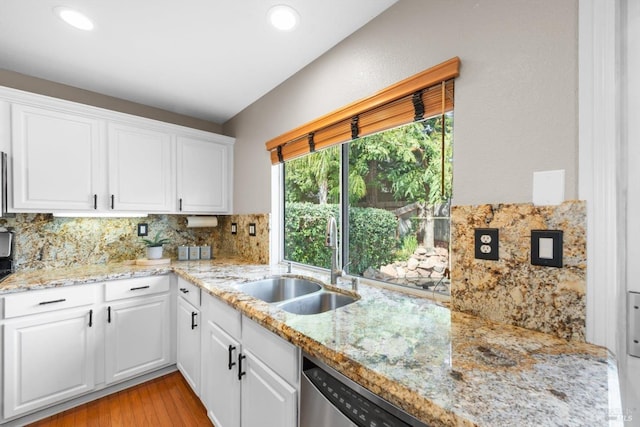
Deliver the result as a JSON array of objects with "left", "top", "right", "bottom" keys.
[
  {"left": 201, "top": 292, "right": 299, "bottom": 427},
  {"left": 104, "top": 277, "right": 172, "bottom": 384},
  {"left": 1, "top": 274, "right": 300, "bottom": 426},
  {"left": 202, "top": 318, "right": 242, "bottom": 427},
  {"left": 104, "top": 293, "right": 171, "bottom": 384},
  {"left": 177, "top": 279, "right": 201, "bottom": 396},
  {"left": 2, "top": 286, "right": 98, "bottom": 419},
  {"left": 1, "top": 276, "right": 174, "bottom": 423},
  {"left": 240, "top": 349, "right": 297, "bottom": 427}
]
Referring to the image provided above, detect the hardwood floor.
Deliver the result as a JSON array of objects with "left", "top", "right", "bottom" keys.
[{"left": 28, "top": 372, "right": 213, "bottom": 427}]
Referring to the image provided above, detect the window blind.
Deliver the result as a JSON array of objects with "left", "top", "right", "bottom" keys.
[{"left": 265, "top": 57, "right": 460, "bottom": 164}]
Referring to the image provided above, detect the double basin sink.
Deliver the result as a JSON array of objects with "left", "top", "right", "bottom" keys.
[{"left": 235, "top": 277, "right": 357, "bottom": 315}]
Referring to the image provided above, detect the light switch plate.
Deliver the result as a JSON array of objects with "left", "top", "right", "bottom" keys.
[
  {"left": 474, "top": 228, "right": 499, "bottom": 261},
  {"left": 629, "top": 292, "right": 640, "bottom": 358},
  {"left": 248, "top": 223, "right": 256, "bottom": 236},
  {"left": 137, "top": 223, "right": 148, "bottom": 237},
  {"left": 531, "top": 230, "right": 563, "bottom": 267}
]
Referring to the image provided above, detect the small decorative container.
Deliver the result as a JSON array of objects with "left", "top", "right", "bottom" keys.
[
  {"left": 188, "top": 246, "right": 200, "bottom": 260},
  {"left": 178, "top": 246, "right": 189, "bottom": 261},
  {"left": 200, "top": 246, "right": 212, "bottom": 260}
]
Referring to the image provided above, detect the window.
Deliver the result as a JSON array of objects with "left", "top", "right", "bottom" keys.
[
  {"left": 283, "top": 145, "right": 340, "bottom": 269},
  {"left": 269, "top": 58, "right": 459, "bottom": 296},
  {"left": 283, "top": 114, "right": 452, "bottom": 295}
]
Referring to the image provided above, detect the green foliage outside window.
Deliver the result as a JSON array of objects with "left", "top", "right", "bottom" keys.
[
  {"left": 284, "top": 202, "right": 338, "bottom": 269},
  {"left": 284, "top": 202, "right": 397, "bottom": 274},
  {"left": 347, "top": 206, "right": 398, "bottom": 275},
  {"left": 349, "top": 116, "right": 453, "bottom": 206}
]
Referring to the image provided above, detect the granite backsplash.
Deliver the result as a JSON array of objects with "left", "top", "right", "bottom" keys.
[
  {"left": 450, "top": 201, "right": 586, "bottom": 342},
  {"left": 0, "top": 213, "right": 270, "bottom": 271}
]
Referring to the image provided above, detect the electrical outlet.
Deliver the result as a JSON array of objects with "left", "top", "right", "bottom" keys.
[
  {"left": 474, "top": 228, "right": 499, "bottom": 260},
  {"left": 231, "top": 223, "right": 237, "bottom": 235}
]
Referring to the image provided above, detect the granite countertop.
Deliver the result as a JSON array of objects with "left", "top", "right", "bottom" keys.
[{"left": 0, "top": 258, "right": 618, "bottom": 427}]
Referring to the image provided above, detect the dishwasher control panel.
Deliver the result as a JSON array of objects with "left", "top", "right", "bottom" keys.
[{"left": 304, "top": 361, "right": 413, "bottom": 427}]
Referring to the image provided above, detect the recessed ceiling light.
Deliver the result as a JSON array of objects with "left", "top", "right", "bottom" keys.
[
  {"left": 267, "top": 5, "right": 299, "bottom": 32},
  {"left": 55, "top": 7, "right": 94, "bottom": 31}
]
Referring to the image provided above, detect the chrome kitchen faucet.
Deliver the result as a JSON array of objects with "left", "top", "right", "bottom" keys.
[
  {"left": 326, "top": 216, "right": 359, "bottom": 291},
  {"left": 325, "top": 216, "right": 341, "bottom": 285}
]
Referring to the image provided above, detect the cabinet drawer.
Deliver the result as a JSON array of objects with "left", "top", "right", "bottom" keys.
[
  {"left": 203, "top": 292, "right": 241, "bottom": 338},
  {"left": 105, "top": 275, "right": 170, "bottom": 301},
  {"left": 3, "top": 285, "right": 97, "bottom": 319},
  {"left": 242, "top": 316, "right": 299, "bottom": 386},
  {"left": 177, "top": 277, "right": 200, "bottom": 307}
]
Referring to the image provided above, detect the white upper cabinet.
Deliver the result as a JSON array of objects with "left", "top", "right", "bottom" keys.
[
  {"left": 177, "top": 135, "right": 232, "bottom": 214},
  {"left": 2, "top": 87, "right": 234, "bottom": 214},
  {"left": 108, "top": 123, "right": 174, "bottom": 212},
  {"left": 11, "top": 103, "right": 103, "bottom": 211}
]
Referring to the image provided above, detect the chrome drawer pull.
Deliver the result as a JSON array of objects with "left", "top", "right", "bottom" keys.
[
  {"left": 38, "top": 298, "right": 66, "bottom": 305},
  {"left": 130, "top": 285, "right": 150, "bottom": 291}
]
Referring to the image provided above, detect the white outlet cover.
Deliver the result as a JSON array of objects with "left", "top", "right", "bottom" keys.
[{"left": 533, "top": 169, "right": 565, "bottom": 206}]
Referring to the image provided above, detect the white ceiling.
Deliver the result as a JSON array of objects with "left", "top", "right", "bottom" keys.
[{"left": 0, "top": 0, "right": 397, "bottom": 124}]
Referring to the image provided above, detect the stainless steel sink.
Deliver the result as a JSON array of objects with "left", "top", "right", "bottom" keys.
[
  {"left": 276, "top": 291, "right": 357, "bottom": 315},
  {"left": 236, "top": 277, "right": 322, "bottom": 303}
]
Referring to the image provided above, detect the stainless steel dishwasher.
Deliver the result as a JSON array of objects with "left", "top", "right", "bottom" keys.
[{"left": 300, "top": 354, "right": 429, "bottom": 427}]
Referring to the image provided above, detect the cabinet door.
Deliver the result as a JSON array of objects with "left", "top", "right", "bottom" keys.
[
  {"left": 177, "top": 296, "right": 200, "bottom": 396},
  {"left": 241, "top": 349, "right": 297, "bottom": 427},
  {"left": 177, "top": 136, "right": 231, "bottom": 213},
  {"left": 201, "top": 318, "right": 241, "bottom": 427},
  {"left": 3, "top": 307, "right": 96, "bottom": 419},
  {"left": 108, "top": 122, "right": 173, "bottom": 212},
  {"left": 105, "top": 293, "right": 171, "bottom": 384},
  {"left": 11, "top": 104, "right": 102, "bottom": 211}
]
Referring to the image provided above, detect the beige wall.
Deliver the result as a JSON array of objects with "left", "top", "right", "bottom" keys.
[
  {"left": 0, "top": 69, "right": 223, "bottom": 134},
  {"left": 224, "top": 0, "right": 579, "bottom": 214}
]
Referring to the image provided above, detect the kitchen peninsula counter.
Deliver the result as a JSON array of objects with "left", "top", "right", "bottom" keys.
[{"left": 0, "top": 258, "right": 619, "bottom": 426}]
